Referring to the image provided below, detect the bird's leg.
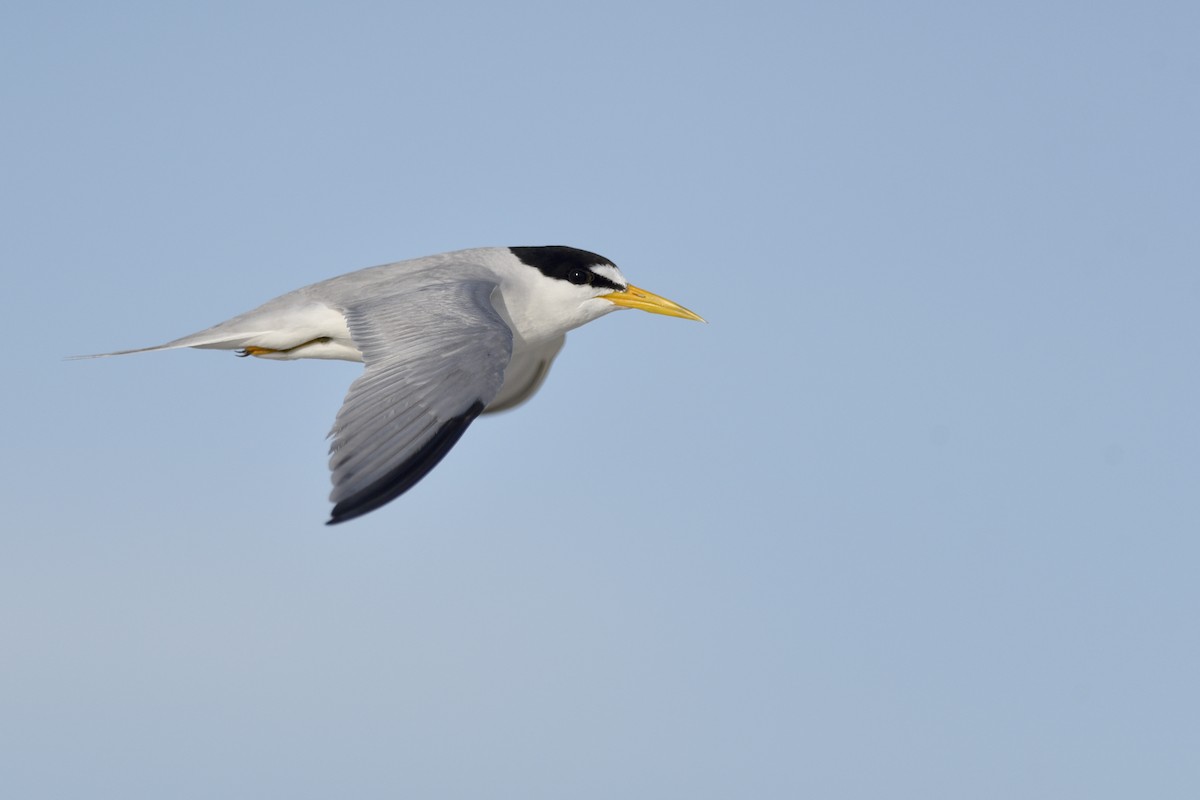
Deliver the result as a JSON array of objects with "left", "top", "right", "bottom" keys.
[
  {"left": 236, "top": 337, "right": 333, "bottom": 358},
  {"left": 237, "top": 346, "right": 278, "bottom": 357}
]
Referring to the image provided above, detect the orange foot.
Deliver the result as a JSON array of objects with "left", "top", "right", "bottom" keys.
[{"left": 237, "top": 346, "right": 279, "bottom": 357}]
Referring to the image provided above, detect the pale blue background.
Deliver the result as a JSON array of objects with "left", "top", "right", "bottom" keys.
[{"left": 3, "top": 2, "right": 1198, "bottom": 798}]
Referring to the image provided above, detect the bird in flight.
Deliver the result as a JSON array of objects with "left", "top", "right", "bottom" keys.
[{"left": 82, "top": 246, "right": 703, "bottom": 524}]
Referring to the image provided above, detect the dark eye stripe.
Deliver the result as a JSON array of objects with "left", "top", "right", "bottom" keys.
[{"left": 590, "top": 274, "right": 625, "bottom": 292}]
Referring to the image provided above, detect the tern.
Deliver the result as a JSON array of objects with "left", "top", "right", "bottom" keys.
[{"left": 85, "top": 246, "right": 703, "bottom": 524}]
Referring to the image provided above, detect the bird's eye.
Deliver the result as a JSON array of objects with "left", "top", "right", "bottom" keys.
[{"left": 567, "top": 268, "right": 592, "bottom": 285}]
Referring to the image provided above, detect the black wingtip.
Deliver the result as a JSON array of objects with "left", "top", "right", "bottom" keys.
[{"left": 324, "top": 400, "right": 487, "bottom": 525}]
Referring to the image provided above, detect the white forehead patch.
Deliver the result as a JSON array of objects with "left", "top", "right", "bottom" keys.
[{"left": 591, "top": 263, "right": 627, "bottom": 289}]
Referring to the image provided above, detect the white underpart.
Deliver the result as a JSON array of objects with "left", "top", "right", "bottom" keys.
[{"left": 231, "top": 303, "right": 360, "bottom": 360}]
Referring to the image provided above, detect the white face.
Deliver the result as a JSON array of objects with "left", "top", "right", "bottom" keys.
[
  {"left": 563, "top": 263, "right": 633, "bottom": 327},
  {"left": 544, "top": 268, "right": 627, "bottom": 331}
]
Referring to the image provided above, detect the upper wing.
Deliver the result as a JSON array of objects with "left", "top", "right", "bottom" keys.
[{"left": 326, "top": 280, "right": 513, "bottom": 524}]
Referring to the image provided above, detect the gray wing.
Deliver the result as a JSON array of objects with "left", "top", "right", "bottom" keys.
[{"left": 326, "top": 279, "right": 513, "bottom": 524}]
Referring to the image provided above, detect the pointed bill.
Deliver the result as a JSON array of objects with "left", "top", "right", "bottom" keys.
[{"left": 604, "top": 284, "right": 705, "bottom": 322}]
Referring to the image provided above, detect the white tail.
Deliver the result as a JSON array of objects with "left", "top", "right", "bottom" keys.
[
  {"left": 68, "top": 330, "right": 266, "bottom": 360},
  {"left": 69, "top": 297, "right": 355, "bottom": 361}
]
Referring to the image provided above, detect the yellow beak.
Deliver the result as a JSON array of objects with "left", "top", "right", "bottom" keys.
[{"left": 604, "top": 283, "right": 705, "bottom": 322}]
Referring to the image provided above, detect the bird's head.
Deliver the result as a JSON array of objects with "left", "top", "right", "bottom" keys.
[{"left": 508, "top": 246, "right": 704, "bottom": 334}]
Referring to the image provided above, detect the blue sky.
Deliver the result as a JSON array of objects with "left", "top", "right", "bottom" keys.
[{"left": 3, "top": 2, "right": 1198, "bottom": 797}]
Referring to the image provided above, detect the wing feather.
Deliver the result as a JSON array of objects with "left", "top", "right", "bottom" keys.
[{"left": 326, "top": 279, "right": 512, "bottom": 524}]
